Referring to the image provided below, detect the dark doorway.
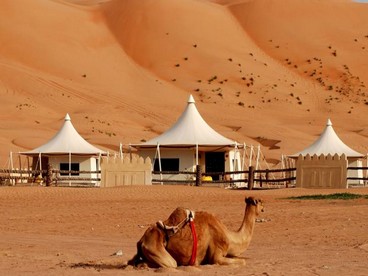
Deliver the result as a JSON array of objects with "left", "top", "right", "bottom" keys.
[
  {"left": 205, "top": 152, "right": 225, "bottom": 181},
  {"left": 31, "top": 156, "right": 49, "bottom": 172}
]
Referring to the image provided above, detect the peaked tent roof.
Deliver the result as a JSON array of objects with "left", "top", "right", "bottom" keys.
[
  {"left": 21, "top": 114, "right": 106, "bottom": 156},
  {"left": 132, "top": 95, "right": 237, "bottom": 148},
  {"left": 290, "top": 119, "right": 363, "bottom": 158}
]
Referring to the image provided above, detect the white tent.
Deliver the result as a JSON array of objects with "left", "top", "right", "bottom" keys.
[
  {"left": 21, "top": 114, "right": 105, "bottom": 156},
  {"left": 290, "top": 119, "right": 364, "bottom": 186},
  {"left": 137, "top": 95, "right": 236, "bottom": 147},
  {"left": 290, "top": 119, "right": 363, "bottom": 158},
  {"left": 132, "top": 95, "right": 244, "bottom": 182},
  {"left": 21, "top": 114, "right": 106, "bottom": 185}
]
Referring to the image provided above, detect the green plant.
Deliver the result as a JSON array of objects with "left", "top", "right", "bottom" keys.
[{"left": 285, "top": 193, "right": 368, "bottom": 200}]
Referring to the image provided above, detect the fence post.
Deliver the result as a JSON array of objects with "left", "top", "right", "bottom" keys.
[
  {"left": 46, "top": 164, "right": 52, "bottom": 187},
  {"left": 263, "top": 169, "right": 269, "bottom": 188},
  {"left": 248, "top": 166, "right": 254, "bottom": 190},
  {"left": 195, "top": 165, "right": 202, "bottom": 186}
]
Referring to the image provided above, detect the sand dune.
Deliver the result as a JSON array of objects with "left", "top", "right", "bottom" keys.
[{"left": 0, "top": 0, "right": 367, "bottom": 165}]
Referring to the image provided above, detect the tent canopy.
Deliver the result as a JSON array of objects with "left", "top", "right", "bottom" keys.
[
  {"left": 21, "top": 114, "right": 106, "bottom": 156},
  {"left": 132, "top": 95, "right": 237, "bottom": 149},
  {"left": 290, "top": 119, "right": 363, "bottom": 158}
]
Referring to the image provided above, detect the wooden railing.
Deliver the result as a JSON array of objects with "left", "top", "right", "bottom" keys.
[
  {"left": 152, "top": 165, "right": 297, "bottom": 189},
  {"left": 347, "top": 166, "right": 368, "bottom": 183},
  {"left": 0, "top": 167, "right": 101, "bottom": 187},
  {"left": 3, "top": 165, "right": 367, "bottom": 188}
]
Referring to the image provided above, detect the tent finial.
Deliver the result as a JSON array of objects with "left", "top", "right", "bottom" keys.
[
  {"left": 326, "top": 118, "right": 332, "bottom": 126},
  {"left": 65, "top": 113, "right": 71, "bottom": 121},
  {"left": 188, "top": 94, "right": 195, "bottom": 104}
]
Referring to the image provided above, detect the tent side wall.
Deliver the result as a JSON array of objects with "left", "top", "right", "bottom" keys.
[
  {"left": 226, "top": 149, "right": 242, "bottom": 171},
  {"left": 48, "top": 155, "right": 99, "bottom": 185},
  {"left": 226, "top": 149, "right": 244, "bottom": 183},
  {"left": 138, "top": 148, "right": 195, "bottom": 181},
  {"left": 137, "top": 147, "right": 240, "bottom": 182},
  {"left": 347, "top": 159, "right": 363, "bottom": 185}
]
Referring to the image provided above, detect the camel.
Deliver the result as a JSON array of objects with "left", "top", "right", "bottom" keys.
[{"left": 128, "top": 196, "right": 264, "bottom": 268}]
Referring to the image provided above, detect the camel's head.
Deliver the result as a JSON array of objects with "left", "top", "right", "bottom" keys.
[{"left": 245, "top": 197, "right": 264, "bottom": 215}]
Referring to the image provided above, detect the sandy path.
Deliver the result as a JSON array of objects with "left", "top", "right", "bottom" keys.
[{"left": 1, "top": 185, "right": 368, "bottom": 275}]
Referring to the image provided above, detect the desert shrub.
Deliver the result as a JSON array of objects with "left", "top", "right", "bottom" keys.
[{"left": 286, "top": 193, "right": 367, "bottom": 200}]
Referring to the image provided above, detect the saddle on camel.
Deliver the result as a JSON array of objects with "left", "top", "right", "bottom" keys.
[{"left": 128, "top": 196, "right": 264, "bottom": 268}]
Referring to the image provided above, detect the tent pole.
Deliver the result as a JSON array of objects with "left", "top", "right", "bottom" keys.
[
  {"left": 195, "top": 143, "right": 199, "bottom": 166},
  {"left": 256, "top": 145, "right": 260, "bottom": 170},
  {"left": 281, "top": 155, "right": 285, "bottom": 186},
  {"left": 9, "top": 151, "right": 13, "bottom": 170},
  {"left": 153, "top": 145, "right": 158, "bottom": 162},
  {"left": 254, "top": 145, "right": 260, "bottom": 188},
  {"left": 26, "top": 155, "right": 31, "bottom": 183},
  {"left": 249, "top": 145, "right": 253, "bottom": 167},
  {"left": 366, "top": 154, "right": 368, "bottom": 186},
  {"left": 119, "top": 143, "right": 123, "bottom": 160},
  {"left": 18, "top": 153, "right": 22, "bottom": 184},
  {"left": 233, "top": 143, "right": 238, "bottom": 182},
  {"left": 98, "top": 152, "right": 101, "bottom": 186},
  {"left": 157, "top": 143, "right": 163, "bottom": 185},
  {"left": 241, "top": 143, "right": 246, "bottom": 171},
  {"left": 232, "top": 143, "right": 236, "bottom": 171},
  {"left": 39, "top": 152, "right": 42, "bottom": 173},
  {"left": 27, "top": 156, "right": 30, "bottom": 183},
  {"left": 10, "top": 152, "right": 14, "bottom": 185},
  {"left": 69, "top": 151, "right": 71, "bottom": 186},
  {"left": 38, "top": 153, "right": 42, "bottom": 186},
  {"left": 18, "top": 153, "right": 21, "bottom": 169}
]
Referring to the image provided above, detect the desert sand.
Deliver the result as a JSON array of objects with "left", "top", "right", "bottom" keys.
[
  {"left": 1, "top": 185, "right": 368, "bottom": 275},
  {"left": 0, "top": 0, "right": 368, "bottom": 166},
  {"left": 1, "top": 2, "right": 368, "bottom": 274}
]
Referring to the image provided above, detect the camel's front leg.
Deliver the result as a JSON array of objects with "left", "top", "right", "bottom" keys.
[
  {"left": 140, "top": 226, "right": 178, "bottom": 268},
  {"left": 212, "top": 249, "right": 246, "bottom": 266}
]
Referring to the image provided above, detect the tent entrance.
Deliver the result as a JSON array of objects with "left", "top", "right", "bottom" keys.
[
  {"left": 205, "top": 152, "right": 225, "bottom": 180},
  {"left": 31, "top": 156, "right": 49, "bottom": 173}
]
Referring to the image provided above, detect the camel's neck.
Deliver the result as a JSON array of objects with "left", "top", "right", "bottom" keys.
[
  {"left": 226, "top": 205, "right": 257, "bottom": 256},
  {"left": 238, "top": 205, "right": 257, "bottom": 234}
]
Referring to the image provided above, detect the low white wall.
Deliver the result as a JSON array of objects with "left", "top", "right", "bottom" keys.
[
  {"left": 100, "top": 156, "right": 152, "bottom": 187},
  {"left": 296, "top": 154, "right": 348, "bottom": 189}
]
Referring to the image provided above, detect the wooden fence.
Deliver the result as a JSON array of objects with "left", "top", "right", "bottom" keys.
[
  {"left": 2, "top": 165, "right": 367, "bottom": 188},
  {"left": 0, "top": 166, "right": 101, "bottom": 187},
  {"left": 152, "top": 165, "right": 297, "bottom": 189},
  {"left": 0, "top": 166, "right": 297, "bottom": 188}
]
